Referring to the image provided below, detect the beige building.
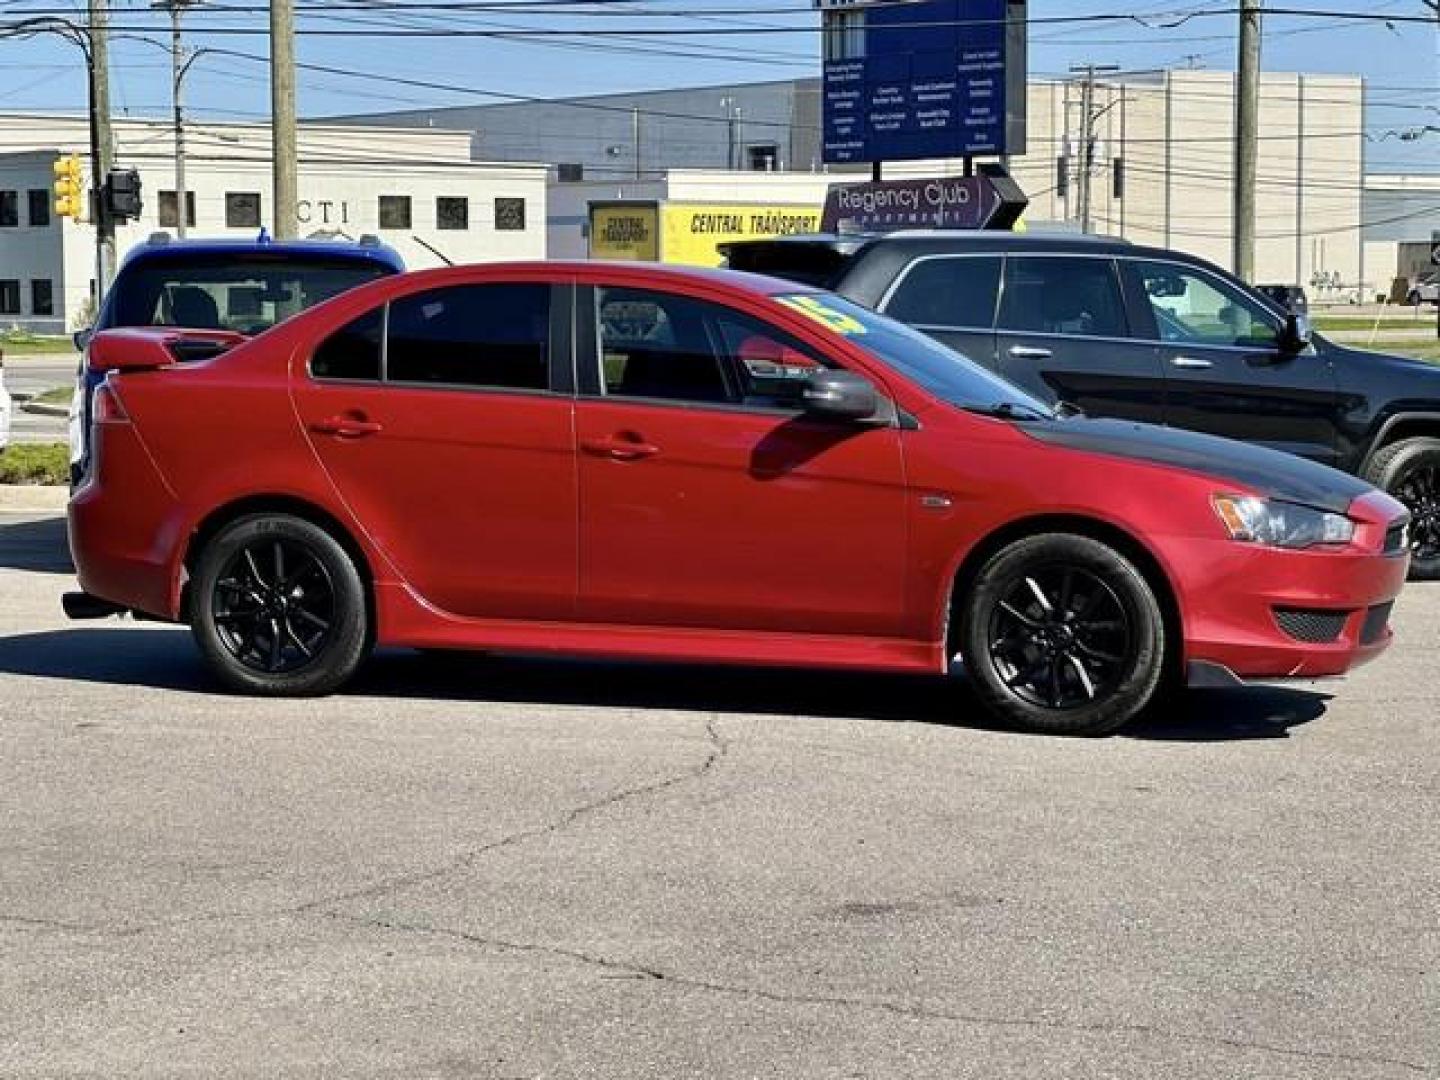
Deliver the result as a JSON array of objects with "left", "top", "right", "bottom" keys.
[{"left": 0, "top": 114, "right": 547, "bottom": 332}]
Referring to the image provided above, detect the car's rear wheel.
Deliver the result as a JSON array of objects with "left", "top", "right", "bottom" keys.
[
  {"left": 1365, "top": 437, "right": 1440, "bottom": 580},
  {"left": 958, "top": 533, "right": 1168, "bottom": 736},
  {"left": 190, "top": 514, "right": 371, "bottom": 695}
]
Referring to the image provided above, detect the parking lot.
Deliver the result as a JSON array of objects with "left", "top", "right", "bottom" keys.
[{"left": 1, "top": 510, "right": 1436, "bottom": 1078}]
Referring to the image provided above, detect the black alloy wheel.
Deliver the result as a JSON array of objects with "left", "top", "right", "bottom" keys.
[
  {"left": 191, "top": 514, "right": 372, "bottom": 695},
  {"left": 213, "top": 538, "right": 336, "bottom": 675},
  {"left": 1364, "top": 436, "right": 1440, "bottom": 581},
  {"left": 987, "top": 565, "right": 1131, "bottom": 711},
  {"left": 959, "top": 533, "right": 1168, "bottom": 736}
]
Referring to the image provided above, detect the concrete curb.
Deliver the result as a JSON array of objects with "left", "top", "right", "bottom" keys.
[
  {"left": 21, "top": 402, "right": 70, "bottom": 418},
  {"left": 0, "top": 485, "right": 69, "bottom": 512}
]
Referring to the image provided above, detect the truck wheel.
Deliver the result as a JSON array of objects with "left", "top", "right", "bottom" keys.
[{"left": 1365, "top": 437, "right": 1440, "bottom": 580}]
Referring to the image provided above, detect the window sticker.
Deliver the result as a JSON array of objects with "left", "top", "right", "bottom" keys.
[{"left": 776, "top": 295, "right": 868, "bottom": 336}]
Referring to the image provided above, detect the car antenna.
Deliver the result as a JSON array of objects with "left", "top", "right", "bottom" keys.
[{"left": 411, "top": 235, "right": 454, "bottom": 267}]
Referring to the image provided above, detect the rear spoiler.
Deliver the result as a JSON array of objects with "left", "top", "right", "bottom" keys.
[{"left": 87, "top": 327, "right": 247, "bottom": 375}]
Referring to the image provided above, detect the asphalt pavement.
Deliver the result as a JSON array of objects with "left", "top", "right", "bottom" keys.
[{"left": 0, "top": 511, "right": 1436, "bottom": 1078}]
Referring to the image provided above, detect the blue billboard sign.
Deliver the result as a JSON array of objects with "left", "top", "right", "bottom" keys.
[{"left": 821, "top": 0, "right": 1027, "bottom": 165}]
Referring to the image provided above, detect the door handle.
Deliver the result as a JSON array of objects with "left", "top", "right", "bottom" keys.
[
  {"left": 311, "top": 414, "right": 384, "bottom": 438},
  {"left": 1170, "top": 355, "right": 1214, "bottom": 371},
  {"left": 581, "top": 435, "right": 660, "bottom": 461},
  {"left": 1008, "top": 345, "right": 1054, "bottom": 360}
]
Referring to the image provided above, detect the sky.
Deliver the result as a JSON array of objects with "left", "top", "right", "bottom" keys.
[{"left": 0, "top": 0, "right": 1437, "bottom": 172}]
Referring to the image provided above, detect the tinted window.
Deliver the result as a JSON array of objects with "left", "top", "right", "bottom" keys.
[
  {"left": 436, "top": 197, "right": 469, "bottom": 231},
  {"left": 598, "top": 287, "right": 825, "bottom": 408},
  {"left": 110, "top": 257, "right": 391, "bottom": 334},
  {"left": 312, "top": 308, "right": 383, "bottom": 381},
  {"left": 884, "top": 256, "right": 1002, "bottom": 328},
  {"left": 999, "top": 257, "right": 1127, "bottom": 338},
  {"left": 494, "top": 197, "right": 526, "bottom": 231},
  {"left": 775, "top": 292, "right": 1051, "bottom": 416},
  {"left": 1131, "top": 261, "right": 1281, "bottom": 348},
  {"left": 159, "top": 191, "right": 196, "bottom": 229},
  {"left": 28, "top": 189, "right": 49, "bottom": 228},
  {"left": 0, "top": 280, "right": 18, "bottom": 314},
  {"left": 31, "top": 279, "right": 53, "bottom": 316},
  {"left": 379, "top": 195, "right": 411, "bottom": 230},
  {"left": 387, "top": 284, "right": 548, "bottom": 390},
  {"left": 0, "top": 191, "right": 16, "bottom": 228}
]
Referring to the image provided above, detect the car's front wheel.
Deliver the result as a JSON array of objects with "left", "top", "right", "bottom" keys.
[
  {"left": 958, "top": 533, "right": 1168, "bottom": 736},
  {"left": 190, "top": 514, "right": 372, "bottom": 695},
  {"left": 1365, "top": 437, "right": 1440, "bottom": 580}
]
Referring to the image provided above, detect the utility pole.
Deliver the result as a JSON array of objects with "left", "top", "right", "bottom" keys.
[
  {"left": 270, "top": 0, "right": 297, "bottom": 239},
  {"left": 1234, "top": 0, "right": 1262, "bottom": 282},
  {"left": 88, "top": 0, "right": 115, "bottom": 296},
  {"left": 156, "top": 0, "right": 199, "bottom": 238},
  {"left": 1071, "top": 63, "right": 1119, "bottom": 234},
  {"left": 632, "top": 108, "right": 641, "bottom": 180}
]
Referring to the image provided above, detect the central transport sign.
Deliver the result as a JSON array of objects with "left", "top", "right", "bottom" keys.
[
  {"left": 590, "top": 201, "right": 824, "bottom": 266},
  {"left": 820, "top": 172, "right": 1028, "bottom": 232},
  {"left": 820, "top": 0, "right": 1027, "bottom": 164}
]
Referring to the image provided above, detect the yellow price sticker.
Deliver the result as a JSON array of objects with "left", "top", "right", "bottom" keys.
[{"left": 776, "top": 295, "right": 869, "bottom": 336}]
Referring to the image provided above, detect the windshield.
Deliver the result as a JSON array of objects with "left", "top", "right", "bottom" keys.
[
  {"left": 108, "top": 256, "right": 392, "bottom": 336},
  {"left": 775, "top": 292, "right": 1054, "bottom": 417}
]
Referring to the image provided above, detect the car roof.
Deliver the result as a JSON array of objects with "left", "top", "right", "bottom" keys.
[
  {"left": 374, "top": 260, "right": 819, "bottom": 298},
  {"left": 727, "top": 230, "right": 1136, "bottom": 257},
  {"left": 118, "top": 236, "right": 406, "bottom": 272}
]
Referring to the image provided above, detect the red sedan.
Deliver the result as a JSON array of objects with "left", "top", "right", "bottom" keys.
[{"left": 67, "top": 262, "right": 1411, "bottom": 735}]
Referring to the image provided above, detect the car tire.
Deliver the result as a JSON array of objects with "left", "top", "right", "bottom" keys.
[
  {"left": 1364, "top": 437, "right": 1440, "bottom": 581},
  {"left": 958, "top": 533, "right": 1168, "bottom": 736},
  {"left": 190, "top": 514, "right": 371, "bottom": 695}
]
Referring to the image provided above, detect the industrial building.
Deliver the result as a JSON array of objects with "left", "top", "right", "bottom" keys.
[
  {"left": 337, "top": 70, "right": 1431, "bottom": 301},
  {"left": 0, "top": 115, "right": 547, "bottom": 332}
]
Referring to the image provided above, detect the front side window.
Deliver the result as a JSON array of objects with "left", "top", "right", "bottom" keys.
[
  {"left": 311, "top": 308, "right": 383, "bottom": 381},
  {"left": 436, "top": 197, "right": 469, "bottom": 231},
  {"left": 883, "top": 256, "right": 1002, "bottom": 329},
  {"left": 1130, "top": 261, "right": 1281, "bottom": 348},
  {"left": 598, "top": 287, "right": 827, "bottom": 409},
  {"left": 225, "top": 192, "right": 261, "bottom": 228},
  {"left": 387, "top": 283, "right": 549, "bottom": 390},
  {"left": 998, "top": 257, "right": 1127, "bottom": 339}
]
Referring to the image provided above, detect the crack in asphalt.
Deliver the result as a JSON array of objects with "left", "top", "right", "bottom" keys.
[
  {"left": 324, "top": 911, "right": 1438, "bottom": 1077},
  {"left": 0, "top": 713, "right": 730, "bottom": 939}
]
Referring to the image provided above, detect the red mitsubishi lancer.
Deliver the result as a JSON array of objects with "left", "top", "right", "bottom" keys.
[{"left": 66, "top": 262, "right": 1410, "bottom": 735}]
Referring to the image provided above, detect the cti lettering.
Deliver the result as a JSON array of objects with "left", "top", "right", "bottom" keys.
[{"left": 296, "top": 200, "right": 350, "bottom": 226}]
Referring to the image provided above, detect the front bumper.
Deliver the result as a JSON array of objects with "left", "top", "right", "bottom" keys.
[{"left": 1175, "top": 494, "right": 1409, "bottom": 681}]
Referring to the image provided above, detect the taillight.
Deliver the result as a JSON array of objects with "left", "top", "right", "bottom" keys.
[{"left": 92, "top": 382, "right": 130, "bottom": 425}]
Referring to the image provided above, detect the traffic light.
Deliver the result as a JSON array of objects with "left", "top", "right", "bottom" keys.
[
  {"left": 52, "top": 155, "right": 84, "bottom": 220},
  {"left": 104, "top": 168, "right": 143, "bottom": 221}
]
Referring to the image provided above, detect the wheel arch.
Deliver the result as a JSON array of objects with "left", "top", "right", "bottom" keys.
[
  {"left": 1359, "top": 414, "right": 1440, "bottom": 477},
  {"left": 178, "top": 493, "right": 376, "bottom": 627},
  {"left": 944, "top": 513, "right": 1185, "bottom": 680}
]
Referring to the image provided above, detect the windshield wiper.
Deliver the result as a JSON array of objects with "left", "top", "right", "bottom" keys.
[{"left": 962, "top": 401, "right": 1052, "bottom": 422}]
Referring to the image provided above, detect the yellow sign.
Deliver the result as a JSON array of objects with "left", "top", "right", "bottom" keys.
[
  {"left": 589, "top": 201, "right": 823, "bottom": 266},
  {"left": 660, "top": 203, "right": 823, "bottom": 267},
  {"left": 590, "top": 205, "right": 660, "bottom": 261},
  {"left": 776, "top": 295, "right": 868, "bottom": 336}
]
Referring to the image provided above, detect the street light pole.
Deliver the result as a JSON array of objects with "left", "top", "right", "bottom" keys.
[{"left": 1234, "top": 0, "right": 1262, "bottom": 282}]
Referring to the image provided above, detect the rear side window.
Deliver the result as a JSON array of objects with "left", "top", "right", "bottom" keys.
[
  {"left": 312, "top": 308, "right": 383, "bottom": 381},
  {"left": 883, "top": 256, "right": 1002, "bottom": 329},
  {"left": 999, "top": 257, "right": 1127, "bottom": 339},
  {"left": 386, "top": 284, "right": 549, "bottom": 390}
]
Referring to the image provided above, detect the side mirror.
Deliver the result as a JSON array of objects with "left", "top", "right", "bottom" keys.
[
  {"left": 73, "top": 329, "right": 93, "bottom": 352},
  {"left": 802, "top": 369, "right": 880, "bottom": 421},
  {"left": 1280, "top": 312, "right": 1313, "bottom": 353}
]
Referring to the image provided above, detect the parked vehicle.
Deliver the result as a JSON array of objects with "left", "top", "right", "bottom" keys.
[
  {"left": 0, "top": 352, "right": 11, "bottom": 453},
  {"left": 70, "top": 233, "right": 404, "bottom": 483},
  {"left": 1406, "top": 272, "right": 1439, "bottom": 307},
  {"left": 723, "top": 231, "right": 1440, "bottom": 578},
  {"left": 1258, "top": 283, "right": 1308, "bottom": 315},
  {"left": 66, "top": 262, "right": 1409, "bottom": 735}
]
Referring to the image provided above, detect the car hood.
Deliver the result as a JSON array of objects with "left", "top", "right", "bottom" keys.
[
  {"left": 1321, "top": 337, "right": 1440, "bottom": 381},
  {"left": 1020, "top": 416, "right": 1373, "bottom": 514}
]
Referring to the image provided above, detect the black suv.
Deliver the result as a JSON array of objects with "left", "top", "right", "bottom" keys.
[{"left": 724, "top": 231, "right": 1440, "bottom": 578}]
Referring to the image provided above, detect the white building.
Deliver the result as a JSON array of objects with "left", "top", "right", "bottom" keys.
[{"left": 0, "top": 114, "right": 547, "bottom": 333}]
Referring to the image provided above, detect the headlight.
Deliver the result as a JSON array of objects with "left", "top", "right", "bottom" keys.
[{"left": 1213, "top": 495, "right": 1355, "bottom": 549}]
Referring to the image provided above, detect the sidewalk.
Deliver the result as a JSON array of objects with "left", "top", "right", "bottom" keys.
[{"left": 0, "top": 485, "right": 68, "bottom": 512}]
